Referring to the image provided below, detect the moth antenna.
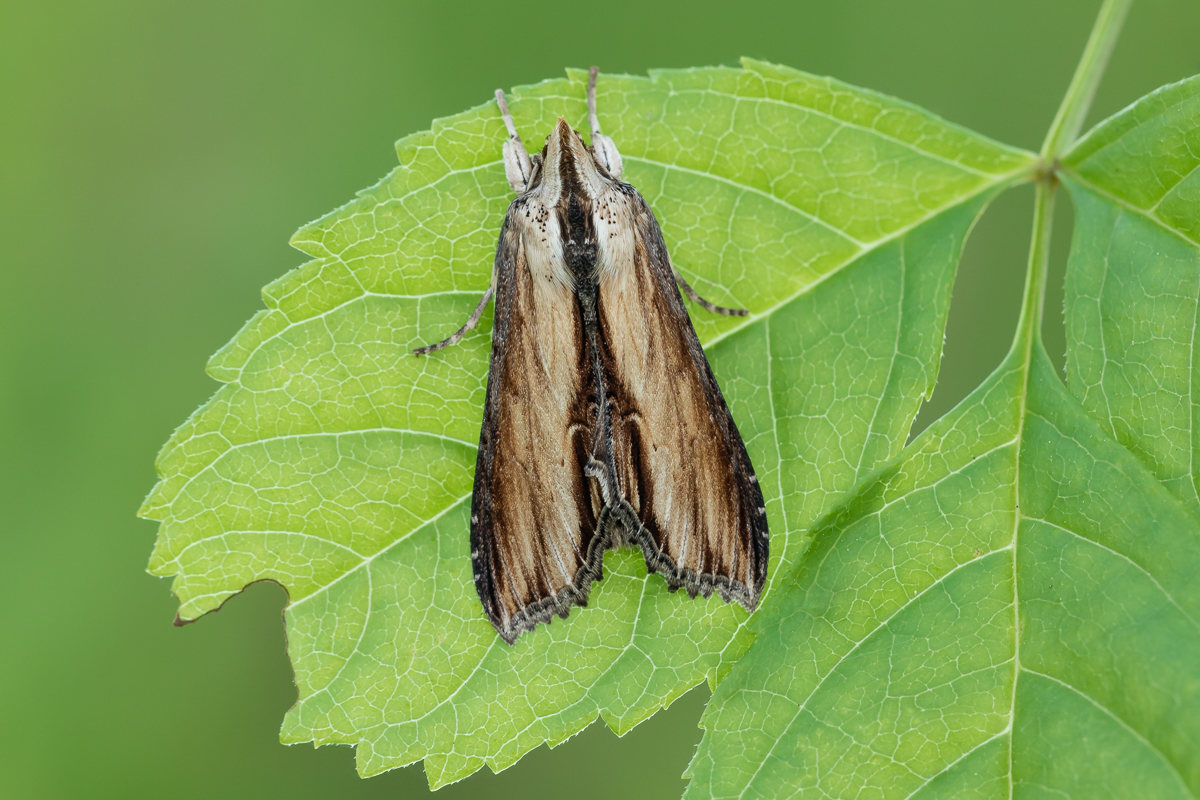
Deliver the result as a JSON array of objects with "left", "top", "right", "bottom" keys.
[
  {"left": 412, "top": 286, "right": 494, "bottom": 355},
  {"left": 496, "top": 89, "right": 533, "bottom": 192},
  {"left": 587, "top": 66, "right": 602, "bottom": 140},
  {"left": 586, "top": 66, "right": 624, "bottom": 179},
  {"left": 495, "top": 89, "right": 522, "bottom": 143},
  {"left": 673, "top": 269, "right": 748, "bottom": 317}
]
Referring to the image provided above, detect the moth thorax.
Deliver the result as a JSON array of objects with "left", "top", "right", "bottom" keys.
[{"left": 562, "top": 193, "right": 597, "bottom": 280}]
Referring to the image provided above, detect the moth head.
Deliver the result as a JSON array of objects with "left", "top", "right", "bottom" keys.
[{"left": 538, "top": 117, "right": 612, "bottom": 204}]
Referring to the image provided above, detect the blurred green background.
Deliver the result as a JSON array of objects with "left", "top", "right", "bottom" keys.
[{"left": 1, "top": 1, "right": 1196, "bottom": 797}]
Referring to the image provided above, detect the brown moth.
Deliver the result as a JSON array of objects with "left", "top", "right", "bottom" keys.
[{"left": 415, "top": 68, "right": 768, "bottom": 644}]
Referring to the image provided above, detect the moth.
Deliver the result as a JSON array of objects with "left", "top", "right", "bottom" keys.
[{"left": 415, "top": 68, "right": 768, "bottom": 644}]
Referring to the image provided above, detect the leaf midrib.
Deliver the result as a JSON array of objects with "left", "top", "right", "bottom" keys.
[
  {"left": 699, "top": 171, "right": 1029, "bottom": 352},
  {"left": 624, "top": 155, "right": 863, "bottom": 246},
  {"left": 664, "top": 87, "right": 1019, "bottom": 180}
]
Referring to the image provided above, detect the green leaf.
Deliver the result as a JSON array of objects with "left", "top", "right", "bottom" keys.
[
  {"left": 1062, "top": 75, "right": 1200, "bottom": 517},
  {"left": 686, "top": 183, "right": 1200, "bottom": 798},
  {"left": 140, "top": 59, "right": 1031, "bottom": 786}
]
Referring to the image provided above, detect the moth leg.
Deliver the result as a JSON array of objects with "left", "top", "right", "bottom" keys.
[
  {"left": 412, "top": 286, "right": 494, "bottom": 356},
  {"left": 673, "top": 269, "right": 748, "bottom": 317},
  {"left": 587, "top": 66, "right": 624, "bottom": 179},
  {"left": 496, "top": 89, "right": 534, "bottom": 193}
]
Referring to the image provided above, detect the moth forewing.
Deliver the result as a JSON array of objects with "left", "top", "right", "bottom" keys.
[{"left": 415, "top": 70, "right": 768, "bottom": 644}]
